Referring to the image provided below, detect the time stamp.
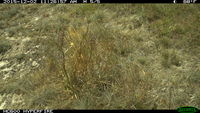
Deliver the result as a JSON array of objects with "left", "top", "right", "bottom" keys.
[{"left": 3, "top": 0, "right": 100, "bottom": 3}]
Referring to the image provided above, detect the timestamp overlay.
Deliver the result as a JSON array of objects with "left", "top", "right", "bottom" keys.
[
  {"left": 2, "top": 0, "right": 102, "bottom": 3},
  {"left": 2, "top": 0, "right": 36, "bottom": 3},
  {"left": 1, "top": 0, "right": 199, "bottom": 5}
]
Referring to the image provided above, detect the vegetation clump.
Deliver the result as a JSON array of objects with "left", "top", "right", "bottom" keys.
[
  {"left": 0, "top": 4, "right": 199, "bottom": 109},
  {"left": 0, "top": 39, "right": 11, "bottom": 55}
]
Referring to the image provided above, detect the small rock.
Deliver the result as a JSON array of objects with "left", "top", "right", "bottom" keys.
[
  {"left": 34, "top": 17, "right": 40, "bottom": 21},
  {"left": 32, "top": 61, "right": 38, "bottom": 67},
  {"left": 0, "top": 61, "right": 9, "bottom": 68},
  {"left": 22, "top": 37, "right": 31, "bottom": 42},
  {"left": 35, "top": 45, "right": 40, "bottom": 48}
]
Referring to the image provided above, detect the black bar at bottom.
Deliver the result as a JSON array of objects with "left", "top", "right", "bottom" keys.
[{"left": 0, "top": 110, "right": 184, "bottom": 113}]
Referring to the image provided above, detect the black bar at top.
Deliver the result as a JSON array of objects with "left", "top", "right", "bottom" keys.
[{"left": 0, "top": 0, "right": 199, "bottom": 4}]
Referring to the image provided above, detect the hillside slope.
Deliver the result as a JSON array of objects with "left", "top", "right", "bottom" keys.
[{"left": 0, "top": 4, "right": 200, "bottom": 109}]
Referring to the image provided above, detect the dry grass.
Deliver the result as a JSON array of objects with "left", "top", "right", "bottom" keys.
[{"left": 0, "top": 4, "right": 200, "bottom": 109}]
